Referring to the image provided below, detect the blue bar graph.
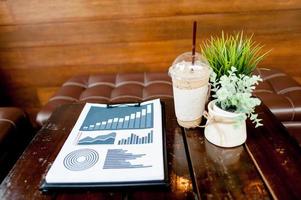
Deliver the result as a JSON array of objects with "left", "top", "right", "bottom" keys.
[
  {"left": 123, "top": 116, "right": 129, "bottom": 129},
  {"left": 112, "top": 118, "right": 118, "bottom": 129},
  {"left": 140, "top": 109, "right": 146, "bottom": 128},
  {"left": 100, "top": 122, "right": 106, "bottom": 130},
  {"left": 80, "top": 103, "right": 154, "bottom": 131},
  {"left": 103, "top": 149, "right": 152, "bottom": 169},
  {"left": 95, "top": 123, "right": 100, "bottom": 130},
  {"left": 146, "top": 105, "right": 152, "bottom": 128},
  {"left": 105, "top": 119, "right": 112, "bottom": 130},
  {"left": 134, "top": 112, "right": 141, "bottom": 128},
  {"left": 89, "top": 125, "right": 94, "bottom": 130},
  {"left": 129, "top": 114, "right": 135, "bottom": 128},
  {"left": 117, "top": 131, "right": 153, "bottom": 145},
  {"left": 117, "top": 118, "right": 123, "bottom": 129}
]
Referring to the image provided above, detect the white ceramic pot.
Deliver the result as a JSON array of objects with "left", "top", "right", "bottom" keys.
[{"left": 204, "top": 100, "right": 247, "bottom": 148}]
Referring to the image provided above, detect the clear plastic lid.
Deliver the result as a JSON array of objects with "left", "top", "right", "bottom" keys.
[{"left": 168, "top": 52, "right": 211, "bottom": 80}]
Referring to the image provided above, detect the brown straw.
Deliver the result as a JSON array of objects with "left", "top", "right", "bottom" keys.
[{"left": 192, "top": 21, "right": 197, "bottom": 65}]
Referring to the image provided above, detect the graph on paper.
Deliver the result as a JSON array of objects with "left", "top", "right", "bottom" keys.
[
  {"left": 44, "top": 99, "right": 165, "bottom": 186},
  {"left": 103, "top": 149, "right": 152, "bottom": 169},
  {"left": 118, "top": 131, "right": 153, "bottom": 145},
  {"left": 80, "top": 103, "right": 153, "bottom": 131},
  {"left": 78, "top": 132, "right": 116, "bottom": 145}
]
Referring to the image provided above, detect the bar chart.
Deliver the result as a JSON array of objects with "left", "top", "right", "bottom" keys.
[
  {"left": 117, "top": 131, "right": 153, "bottom": 145},
  {"left": 103, "top": 149, "right": 152, "bottom": 169},
  {"left": 80, "top": 103, "right": 153, "bottom": 131}
]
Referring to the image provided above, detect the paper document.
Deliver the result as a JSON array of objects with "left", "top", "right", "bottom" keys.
[{"left": 45, "top": 99, "right": 165, "bottom": 185}]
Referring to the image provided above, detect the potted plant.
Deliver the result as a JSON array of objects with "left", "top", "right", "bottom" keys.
[
  {"left": 200, "top": 32, "right": 269, "bottom": 147},
  {"left": 201, "top": 31, "right": 269, "bottom": 80},
  {"left": 204, "top": 67, "right": 262, "bottom": 147}
]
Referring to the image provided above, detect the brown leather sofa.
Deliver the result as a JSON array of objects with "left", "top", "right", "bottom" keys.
[
  {"left": 36, "top": 69, "right": 301, "bottom": 146},
  {"left": 0, "top": 107, "right": 33, "bottom": 182},
  {"left": 253, "top": 68, "right": 301, "bottom": 145}
]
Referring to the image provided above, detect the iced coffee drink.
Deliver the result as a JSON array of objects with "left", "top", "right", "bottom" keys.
[{"left": 169, "top": 52, "right": 211, "bottom": 128}]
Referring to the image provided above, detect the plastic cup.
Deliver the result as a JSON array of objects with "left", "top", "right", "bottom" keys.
[{"left": 168, "top": 52, "right": 211, "bottom": 128}]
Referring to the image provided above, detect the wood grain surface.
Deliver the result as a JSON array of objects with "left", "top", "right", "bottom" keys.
[
  {"left": 184, "top": 129, "right": 270, "bottom": 199},
  {"left": 245, "top": 105, "right": 301, "bottom": 199},
  {"left": 0, "top": 1, "right": 300, "bottom": 123},
  {"left": 0, "top": 100, "right": 195, "bottom": 200},
  {"left": 1, "top": 100, "right": 300, "bottom": 199}
]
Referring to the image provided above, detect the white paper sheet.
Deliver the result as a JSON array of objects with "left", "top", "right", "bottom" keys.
[{"left": 45, "top": 99, "right": 164, "bottom": 184}]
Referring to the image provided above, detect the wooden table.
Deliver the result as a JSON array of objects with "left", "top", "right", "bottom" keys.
[{"left": 1, "top": 99, "right": 301, "bottom": 199}]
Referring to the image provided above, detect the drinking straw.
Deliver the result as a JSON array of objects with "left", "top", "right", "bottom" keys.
[{"left": 192, "top": 21, "right": 197, "bottom": 65}]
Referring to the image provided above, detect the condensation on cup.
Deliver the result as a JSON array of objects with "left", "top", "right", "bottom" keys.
[{"left": 168, "top": 52, "right": 211, "bottom": 128}]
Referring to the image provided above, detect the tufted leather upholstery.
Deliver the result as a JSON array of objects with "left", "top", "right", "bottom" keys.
[
  {"left": 253, "top": 68, "right": 301, "bottom": 144},
  {"left": 36, "top": 73, "right": 173, "bottom": 125},
  {"left": 0, "top": 107, "right": 33, "bottom": 182},
  {"left": 37, "top": 69, "right": 301, "bottom": 145}
]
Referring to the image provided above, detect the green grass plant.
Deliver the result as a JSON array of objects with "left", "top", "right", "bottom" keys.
[{"left": 201, "top": 31, "right": 270, "bottom": 80}]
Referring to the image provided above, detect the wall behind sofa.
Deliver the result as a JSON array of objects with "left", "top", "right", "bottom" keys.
[{"left": 0, "top": 0, "right": 301, "bottom": 123}]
